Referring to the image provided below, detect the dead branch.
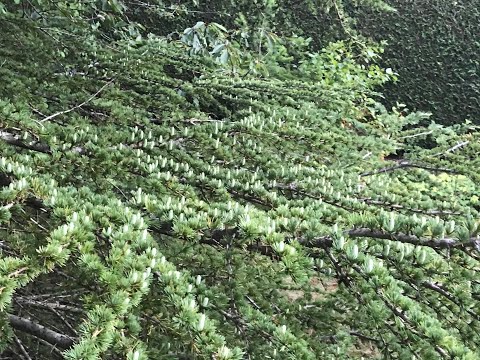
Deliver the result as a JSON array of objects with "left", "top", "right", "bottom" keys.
[
  {"left": 13, "top": 333, "right": 33, "bottom": 360},
  {"left": 40, "top": 79, "right": 114, "bottom": 123},
  {"left": 432, "top": 140, "right": 470, "bottom": 157},
  {"left": 8, "top": 314, "right": 75, "bottom": 349}
]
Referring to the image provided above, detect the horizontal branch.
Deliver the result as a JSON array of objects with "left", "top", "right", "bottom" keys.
[
  {"left": 358, "top": 198, "right": 460, "bottom": 216},
  {"left": 1, "top": 130, "right": 86, "bottom": 155},
  {"left": 8, "top": 314, "right": 75, "bottom": 349},
  {"left": 15, "top": 298, "right": 84, "bottom": 314},
  {"left": 361, "top": 160, "right": 459, "bottom": 177},
  {"left": 0, "top": 131, "right": 51, "bottom": 154},
  {"left": 153, "top": 219, "right": 479, "bottom": 260},
  {"left": 307, "top": 228, "right": 480, "bottom": 250}
]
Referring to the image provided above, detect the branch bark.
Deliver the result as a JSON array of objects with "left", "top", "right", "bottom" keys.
[
  {"left": 8, "top": 314, "right": 75, "bottom": 349},
  {"left": 0, "top": 131, "right": 51, "bottom": 154}
]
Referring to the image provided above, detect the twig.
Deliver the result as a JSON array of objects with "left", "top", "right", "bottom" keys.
[
  {"left": 399, "top": 130, "right": 433, "bottom": 139},
  {"left": 245, "top": 295, "right": 261, "bottom": 310},
  {"left": 361, "top": 151, "right": 372, "bottom": 159},
  {"left": 13, "top": 333, "right": 32, "bottom": 360},
  {"left": 29, "top": 217, "right": 49, "bottom": 232},
  {"left": 34, "top": 337, "right": 65, "bottom": 358},
  {"left": 15, "top": 298, "right": 84, "bottom": 314},
  {"left": 330, "top": 0, "right": 365, "bottom": 48},
  {"left": 349, "top": 330, "right": 380, "bottom": 343},
  {"left": 40, "top": 79, "right": 114, "bottom": 123},
  {"left": 432, "top": 141, "right": 470, "bottom": 157}
]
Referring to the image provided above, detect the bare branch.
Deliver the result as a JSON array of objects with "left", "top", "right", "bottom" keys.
[
  {"left": 8, "top": 314, "right": 75, "bottom": 349},
  {"left": 432, "top": 140, "right": 470, "bottom": 157},
  {"left": 15, "top": 298, "right": 84, "bottom": 314},
  {"left": 40, "top": 79, "right": 114, "bottom": 123},
  {"left": 399, "top": 130, "right": 434, "bottom": 139},
  {"left": 13, "top": 333, "right": 32, "bottom": 360}
]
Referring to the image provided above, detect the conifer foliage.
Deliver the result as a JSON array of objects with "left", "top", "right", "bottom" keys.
[{"left": 1, "top": 1, "right": 479, "bottom": 359}]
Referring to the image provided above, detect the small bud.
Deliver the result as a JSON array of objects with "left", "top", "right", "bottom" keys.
[
  {"left": 277, "top": 241, "right": 285, "bottom": 252},
  {"left": 217, "top": 346, "right": 231, "bottom": 358},
  {"left": 383, "top": 244, "right": 390, "bottom": 257},
  {"left": 335, "top": 236, "right": 345, "bottom": 250},
  {"left": 448, "top": 220, "right": 455, "bottom": 233},
  {"left": 418, "top": 249, "right": 427, "bottom": 264},
  {"left": 332, "top": 223, "right": 338, "bottom": 234},
  {"left": 349, "top": 244, "right": 359, "bottom": 260},
  {"left": 387, "top": 214, "right": 395, "bottom": 232},
  {"left": 197, "top": 314, "right": 206, "bottom": 331},
  {"left": 132, "top": 272, "right": 138, "bottom": 283}
]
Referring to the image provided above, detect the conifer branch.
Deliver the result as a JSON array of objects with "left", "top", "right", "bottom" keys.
[
  {"left": 2, "top": 8, "right": 479, "bottom": 358},
  {"left": 308, "top": 228, "right": 480, "bottom": 250},
  {"left": 155, "top": 220, "right": 479, "bottom": 256},
  {"left": 358, "top": 198, "right": 461, "bottom": 215},
  {"left": 361, "top": 160, "right": 459, "bottom": 176}
]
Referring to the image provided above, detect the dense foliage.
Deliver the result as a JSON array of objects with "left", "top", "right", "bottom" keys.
[
  {"left": 1, "top": 1, "right": 479, "bottom": 359},
  {"left": 171, "top": 0, "right": 479, "bottom": 125},
  {"left": 352, "top": 0, "right": 480, "bottom": 125}
]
